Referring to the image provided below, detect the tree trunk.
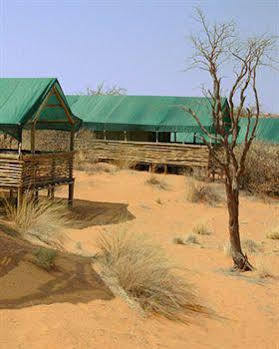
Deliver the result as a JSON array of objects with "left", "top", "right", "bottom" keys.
[{"left": 225, "top": 181, "right": 253, "bottom": 271}]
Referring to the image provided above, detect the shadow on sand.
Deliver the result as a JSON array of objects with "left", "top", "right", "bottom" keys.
[
  {"left": 0, "top": 234, "right": 114, "bottom": 310},
  {"left": 65, "top": 198, "right": 135, "bottom": 229}
]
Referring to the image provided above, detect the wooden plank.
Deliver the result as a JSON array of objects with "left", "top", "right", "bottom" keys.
[{"left": 78, "top": 139, "right": 212, "bottom": 168}]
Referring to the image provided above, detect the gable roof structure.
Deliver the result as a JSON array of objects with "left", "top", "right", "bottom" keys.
[
  {"left": 0, "top": 78, "right": 82, "bottom": 141},
  {"left": 66, "top": 95, "right": 230, "bottom": 133}
]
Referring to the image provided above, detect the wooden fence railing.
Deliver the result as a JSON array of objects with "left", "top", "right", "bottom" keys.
[
  {"left": 78, "top": 139, "right": 210, "bottom": 168},
  {"left": 0, "top": 151, "right": 74, "bottom": 189}
]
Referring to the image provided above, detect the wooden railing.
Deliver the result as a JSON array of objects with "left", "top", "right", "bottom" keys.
[
  {"left": 0, "top": 151, "right": 75, "bottom": 189},
  {"left": 80, "top": 139, "right": 210, "bottom": 168}
]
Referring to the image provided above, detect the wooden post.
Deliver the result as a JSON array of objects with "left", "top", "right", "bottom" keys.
[
  {"left": 50, "top": 156, "right": 56, "bottom": 200},
  {"left": 17, "top": 188, "right": 23, "bottom": 208},
  {"left": 103, "top": 130, "right": 107, "bottom": 140},
  {"left": 68, "top": 127, "right": 75, "bottom": 207},
  {"left": 18, "top": 142, "right": 22, "bottom": 158},
  {"left": 124, "top": 131, "right": 127, "bottom": 141},
  {"left": 68, "top": 182, "right": 74, "bottom": 208},
  {"left": 31, "top": 122, "right": 35, "bottom": 154}
]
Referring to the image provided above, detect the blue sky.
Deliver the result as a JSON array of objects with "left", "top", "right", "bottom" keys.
[{"left": 1, "top": 0, "right": 278, "bottom": 112}]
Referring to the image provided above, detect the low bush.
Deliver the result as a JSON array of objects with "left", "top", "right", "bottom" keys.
[
  {"left": 241, "top": 239, "right": 262, "bottom": 253},
  {"left": 192, "top": 223, "right": 212, "bottom": 235},
  {"left": 173, "top": 234, "right": 199, "bottom": 245},
  {"left": 185, "top": 179, "right": 222, "bottom": 206},
  {"left": 236, "top": 142, "right": 279, "bottom": 196},
  {"left": 266, "top": 229, "right": 279, "bottom": 240},
  {"left": 145, "top": 175, "right": 169, "bottom": 190},
  {"left": 223, "top": 239, "right": 261, "bottom": 256},
  {"left": 4, "top": 195, "right": 67, "bottom": 248},
  {"left": 97, "top": 230, "right": 204, "bottom": 322}
]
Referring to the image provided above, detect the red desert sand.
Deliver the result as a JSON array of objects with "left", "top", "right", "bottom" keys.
[{"left": 0, "top": 168, "right": 278, "bottom": 349}]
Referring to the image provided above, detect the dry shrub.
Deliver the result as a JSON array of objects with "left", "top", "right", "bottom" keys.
[
  {"left": 97, "top": 230, "right": 204, "bottom": 322},
  {"left": 114, "top": 158, "right": 136, "bottom": 170},
  {"left": 76, "top": 160, "right": 117, "bottom": 174},
  {"left": 266, "top": 227, "right": 279, "bottom": 240},
  {"left": 254, "top": 257, "right": 274, "bottom": 279},
  {"left": 236, "top": 142, "right": 279, "bottom": 196},
  {"left": 185, "top": 178, "right": 221, "bottom": 206},
  {"left": 242, "top": 239, "right": 262, "bottom": 253},
  {"left": 145, "top": 174, "right": 169, "bottom": 190},
  {"left": 156, "top": 197, "right": 163, "bottom": 205},
  {"left": 192, "top": 223, "right": 212, "bottom": 235},
  {"left": 4, "top": 195, "right": 67, "bottom": 248},
  {"left": 173, "top": 234, "right": 199, "bottom": 245},
  {"left": 223, "top": 239, "right": 261, "bottom": 256}
]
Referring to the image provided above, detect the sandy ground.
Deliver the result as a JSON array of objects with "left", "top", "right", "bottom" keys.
[{"left": 0, "top": 168, "right": 279, "bottom": 349}]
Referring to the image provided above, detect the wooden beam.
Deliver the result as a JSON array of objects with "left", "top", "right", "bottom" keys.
[
  {"left": 52, "top": 86, "right": 74, "bottom": 125},
  {"left": 32, "top": 88, "right": 55, "bottom": 124},
  {"left": 45, "top": 104, "right": 63, "bottom": 108},
  {"left": 36, "top": 119, "right": 70, "bottom": 124}
]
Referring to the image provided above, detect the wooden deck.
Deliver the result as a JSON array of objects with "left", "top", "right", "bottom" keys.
[{"left": 0, "top": 150, "right": 75, "bottom": 205}]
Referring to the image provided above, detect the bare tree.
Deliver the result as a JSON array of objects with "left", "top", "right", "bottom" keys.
[
  {"left": 183, "top": 8, "right": 277, "bottom": 271},
  {"left": 86, "top": 81, "right": 127, "bottom": 95}
]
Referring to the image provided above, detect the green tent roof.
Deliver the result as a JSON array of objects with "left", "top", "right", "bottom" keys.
[
  {"left": 236, "top": 117, "right": 279, "bottom": 144},
  {"left": 172, "top": 117, "right": 279, "bottom": 145},
  {"left": 0, "top": 78, "right": 82, "bottom": 141},
  {"left": 66, "top": 95, "right": 229, "bottom": 133}
]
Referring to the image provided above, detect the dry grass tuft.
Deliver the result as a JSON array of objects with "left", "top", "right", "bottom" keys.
[
  {"left": 173, "top": 234, "right": 199, "bottom": 245},
  {"left": 96, "top": 230, "right": 204, "bottom": 322},
  {"left": 223, "top": 239, "right": 261, "bottom": 256},
  {"left": 254, "top": 257, "right": 274, "bottom": 279},
  {"left": 242, "top": 239, "right": 262, "bottom": 254},
  {"left": 185, "top": 178, "right": 221, "bottom": 206},
  {"left": 192, "top": 223, "right": 212, "bottom": 235},
  {"left": 223, "top": 241, "right": 232, "bottom": 257},
  {"left": 156, "top": 198, "right": 163, "bottom": 205},
  {"left": 266, "top": 228, "right": 279, "bottom": 240},
  {"left": 114, "top": 158, "right": 136, "bottom": 170},
  {"left": 145, "top": 174, "right": 169, "bottom": 190},
  {"left": 4, "top": 195, "right": 68, "bottom": 249},
  {"left": 76, "top": 161, "right": 117, "bottom": 174}
]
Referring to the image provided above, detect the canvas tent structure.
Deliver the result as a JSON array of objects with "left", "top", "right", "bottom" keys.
[
  {"left": 0, "top": 78, "right": 82, "bottom": 206},
  {"left": 67, "top": 94, "right": 230, "bottom": 174},
  {"left": 67, "top": 95, "right": 230, "bottom": 139},
  {"left": 236, "top": 117, "right": 279, "bottom": 144}
]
